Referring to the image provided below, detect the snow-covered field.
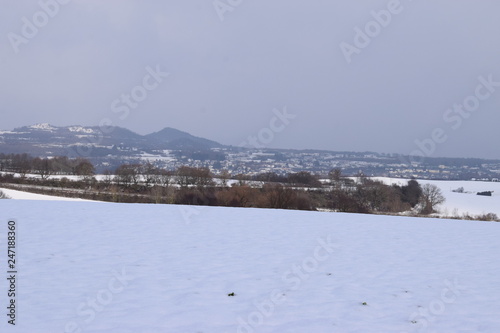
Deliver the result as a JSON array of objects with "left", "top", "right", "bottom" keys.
[
  {"left": 1, "top": 197, "right": 500, "bottom": 332},
  {"left": 376, "top": 178, "right": 500, "bottom": 217},
  {"left": 0, "top": 188, "right": 93, "bottom": 202}
]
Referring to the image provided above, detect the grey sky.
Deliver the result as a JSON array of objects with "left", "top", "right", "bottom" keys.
[{"left": 1, "top": 0, "right": 499, "bottom": 159}]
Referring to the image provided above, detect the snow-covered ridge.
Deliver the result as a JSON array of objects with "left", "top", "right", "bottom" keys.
[
  {"left": 68, "top": 126, "right": 95, "bottom": 134},
  {"left": 29, "top": 123, "right": 57, "bottom": 131}
]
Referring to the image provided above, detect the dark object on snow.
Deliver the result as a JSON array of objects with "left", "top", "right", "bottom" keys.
[{"left": 477, "top": 191, "right": 493, "bottom": 196}]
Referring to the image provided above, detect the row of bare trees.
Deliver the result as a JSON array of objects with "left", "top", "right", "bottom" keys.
[
  {"left": 105, "top": 164, "right": 318, "bottom": 209},
  {"left": 109, "top": 164, "right": 445, "bottom": 214},
  {"left": 113, "top": 164, "right": 213, "bottom": 188},
  {"left": 0, "top": 153, "right": 95, "bottom": 179}
]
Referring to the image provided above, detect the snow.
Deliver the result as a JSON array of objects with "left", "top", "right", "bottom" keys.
[
  {"left": 0, "top": 172, "right": 107, "bottom": 182},
  {"left": 0, "top": 188, "right": 94, "bottom": 202},
  {"left": 375, "top": 177, "right": 500, "bottom": 217},
  {"left": 68, "top": 126, "right": 95, "bottom": 134},
  {"left": 29, "top": 123, "right": 57, "bottom": 131},
  {"left": 139, "top": 152, "right": 177, "bottom": 162},
  {"left": 0, "top": 200, "right": 499, "bottom": 332}
]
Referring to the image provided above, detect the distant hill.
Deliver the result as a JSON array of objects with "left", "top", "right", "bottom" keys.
[
  {"left": 145, "top": 127, "right": 222, "bottom": 150},
  {"left": 0, "top": 123, "right": 224, "bottom": 167}
]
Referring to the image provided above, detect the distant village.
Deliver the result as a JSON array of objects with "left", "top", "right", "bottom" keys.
[{"left": 128, "top": 147, "right": 500, "bottom": 181}]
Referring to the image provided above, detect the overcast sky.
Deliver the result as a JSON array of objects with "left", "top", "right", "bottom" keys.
[{"left": 1, "top": 0, "right": 499, "bottom": 159}]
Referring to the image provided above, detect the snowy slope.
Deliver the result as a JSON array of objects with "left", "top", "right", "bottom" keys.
[
  {"left": 375, "top": 178, "right": 500, "bottom": 217},
  {"left": 0, "top": 188, "right": 93, "bottom": 202},
  {"left": 1, "top": 200, "right": 499, "bottom": 332}
]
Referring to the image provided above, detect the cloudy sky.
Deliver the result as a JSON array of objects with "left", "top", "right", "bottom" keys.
[{"left": 1, "top": 0, "right": 499, "bottom": 159}]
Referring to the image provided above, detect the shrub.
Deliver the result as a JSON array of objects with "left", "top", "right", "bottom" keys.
[
  {"left": 475, "top": 213, "right": 499, "bottom": 221},
  {"left": 216, "top": 185, "right": 256, "bottom": 207},
  {"left": 330, "top": 189, "right": 369, "bottom": 213},
  {"left": 175, "top": 188, "right": 218, "bottom": 206}
]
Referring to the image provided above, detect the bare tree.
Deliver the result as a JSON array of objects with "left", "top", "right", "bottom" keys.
[
  {"left": 264, "top": 184, "right": 296, "bottom": 209},
  {"left": 328, "top": 168, "right": 342, "bottom": 186},
  {"left": 153, "top": 169, "right": 173, "bottom": 187},
  {"left": 14, "top": 153, "right": 32, "bottom": 178},
  {"left": 33, "top": 157, "right": 53, "bottom": 180},
  {"left": 101, "top": 170, "right": 114, "bottom": 190},
  {"left": 176, "top": 166, "right": 214, "bottom": 188},
  {"left": 219, "top": 169, "right": 231, "bottom": 187},
  {"left": 142, "top": 162, "right": 159, "bottom": 188},
  {"left": 420, "top": 184, "right": 445, "bottom": 214},
  {"left": 115, "top": 164, "right": 141, "bottom": 187},
  {"left": 151, "top": 169, "right": 175, "bottom": 203},
  {"left": 74, "top": 159, "right": 95, "bottom": 179}
]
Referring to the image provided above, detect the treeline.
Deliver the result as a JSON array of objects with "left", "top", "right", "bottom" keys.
[
  {"left": 109, "top": 165, "right": 316, "bottom": 209},
  {"left": 0, "top": 155, "right": 448, "bottom": 215},
  {"left": 160, "top": 167, "right": 443, "bottom": 215},
  {"left": 0, "top": 153, "right": 95, "bottom": 179}
]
